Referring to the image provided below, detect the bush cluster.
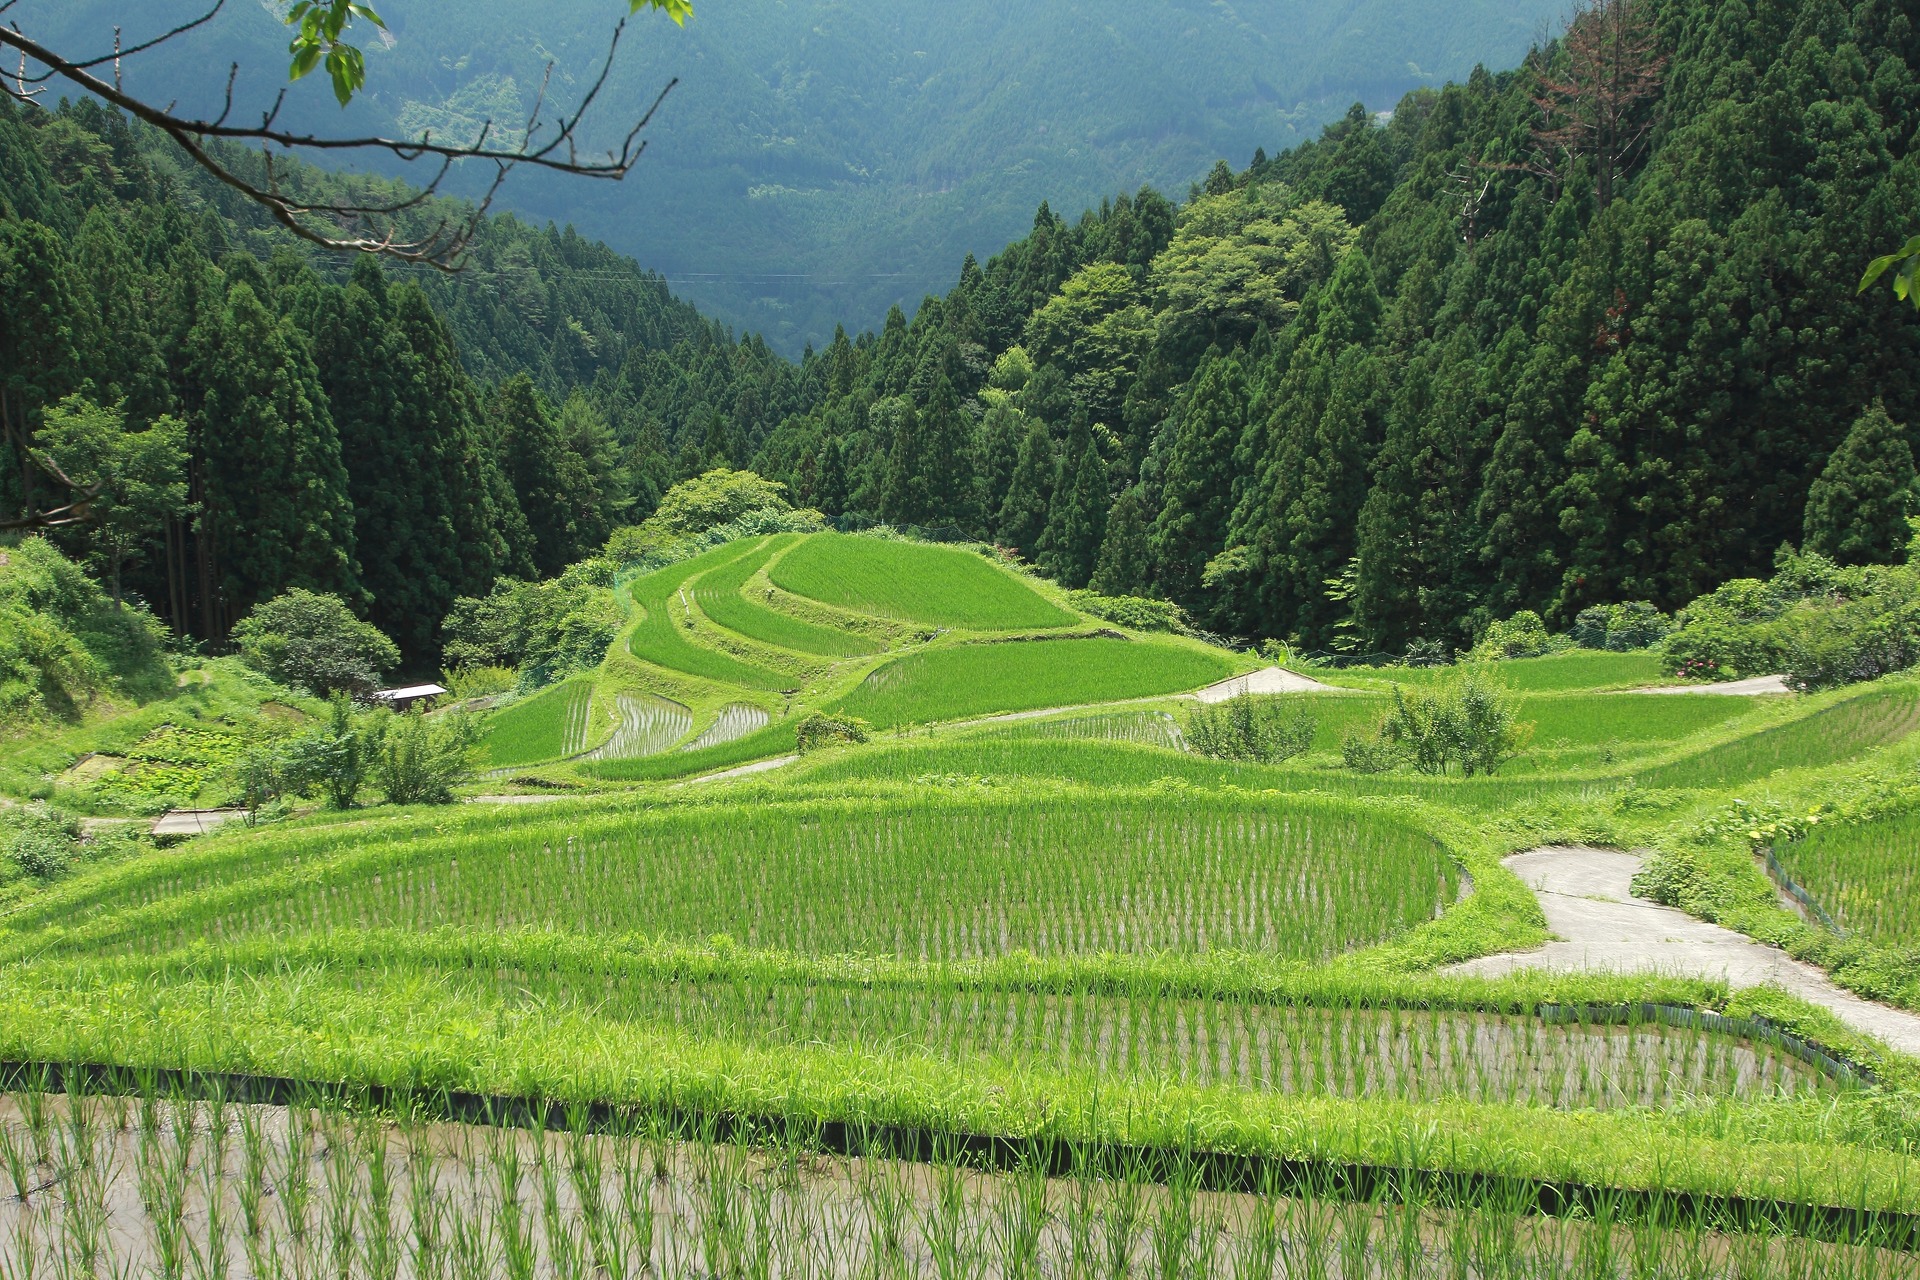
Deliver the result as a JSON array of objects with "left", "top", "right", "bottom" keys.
[
  {"left": 1570, "top": 601, "right": 1673, "bottom": 652},
  {"left": 794, "top": 712, "right": 871, "bottom": 753},
  {"left": 1467, "top": 610, "right": 1563, "bottom": 661},
  {"left": 1186, "top": 696, "right": 1317, "bottom": 763},
  {"left": 1662, "top": 548, "right": 1920, "bottom": 689},
  {"left": 238, "top": 695, "right": 479, "bottom": 814},
  {"left": 1067, "top": 591, "right": 1192, "bottom": 634},
  {"left": 1, "top": 803, "right": 80, "bottom": 880},
  {"left": 1342, "top": 668, "right": 1532, "bottom": 777}
]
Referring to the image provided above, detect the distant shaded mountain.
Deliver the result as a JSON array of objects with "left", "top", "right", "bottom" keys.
[{"left": 18, "top": 0, "right": 1566, "bottom": 351}]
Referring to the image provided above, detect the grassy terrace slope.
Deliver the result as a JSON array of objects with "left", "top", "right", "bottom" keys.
[
  {"left": 834, "top": 637, "right": 1237, "bottom": 728},
  {"left": 484, "top": 532, "right": 1251, "bottom": 775},
  {"left": 769, "top": 534, "right": 1078, "bottom": 629}
]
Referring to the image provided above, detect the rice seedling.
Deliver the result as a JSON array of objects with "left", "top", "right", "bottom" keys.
[
  {"left": 1773, "top": 810, "right": 1920, "bottom": 947},
  {"left": 3, "top": 1076, "right": 1919, "bottom": 1279},
  {"left": 694, "top": 534, "right": 882, "bottom": 658},
  {"left": 1632, "top": 685, "right": 1920, "bottom": 789},
  {"left": 127, "top": 795, "right": 1454, "bottom": 963},
  {"left": 769, "top": 533, "right": 1078, "bottom": 631},
  {"left": 685, "top": 703, "right": 774, "bottom": 751},
  {"left": 479, "top": 679, "right": 596, "bottom": 769},
  {"left": 834, "top": 638, "right": 1237, "bottom": 728},
  {"left": 580, "top": 693, "right": 693, "bottom": 761}
]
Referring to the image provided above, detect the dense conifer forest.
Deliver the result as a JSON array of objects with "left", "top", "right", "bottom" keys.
[{"left": 2, "top": 0, "right": 1916, "bottom": 670}]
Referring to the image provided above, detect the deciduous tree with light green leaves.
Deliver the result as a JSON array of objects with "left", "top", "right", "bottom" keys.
[{"left": 32, "top": 396, "right": 188, "bottom": 608}]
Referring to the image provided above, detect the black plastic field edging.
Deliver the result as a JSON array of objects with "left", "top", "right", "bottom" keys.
[
  {"left": 1757, "top": 843, "right": 1849, "bottom": 938},
  {"left": 1532, "top": 1000, "right": 1876, "bottom": 1088},
  {"left": 1, "top": 1059, "right": 1914, "bottom": 1250}
]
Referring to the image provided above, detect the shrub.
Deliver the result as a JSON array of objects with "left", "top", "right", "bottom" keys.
[
  {"left": 795, "top": 712, "right": 870, "bottom": 753},
  {"left": 1571, "top": 601, "right": 1673, "bottom": 652},
  {"left": 441, "top": 563, "right": 623, "bottom": 681},
  {"left": 1186, "top": 696, "right": 1317, "bottom": 763},
  {"left": 0, "top": 537, "right": 170, "bottom": 720},
  {"left": 374, "top": 709, "right": 480, "bottom": 805},
  {"left": 441, "top": 665, "right": 518, "bottom": 700},
  {"left": 647, "top": 469, "right": 796, "bottom": 537},
  {"left": 231, "top": 589, "right": 400, "bottom": 697},
  {"left": 1340, "top": 734, "right": 1401, "bottom": 773},
  {"left": 1468, "top": 610, "right": 1560, "bottom": 661},
  {"left": 1664, "top": 549, "right": 1920, "bottom": 689},
  {"left": 1067, "top": 591, "right": 1191, "bottom": 634},
  {"left": 2, "top": 804, "right": 80, "bottom": 879},
  {"left": 1378, "top": 668, "right": 1531, "bottom": 776}
]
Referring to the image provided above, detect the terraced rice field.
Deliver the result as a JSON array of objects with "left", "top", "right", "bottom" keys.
[
  {"left": 480, "top": 679, "right": 595, "bottom": 768},
  {"left": 684, "top": 703, "right": 772, "bottom": 751},
  {"left": 625, "top": 540, "right": 794, "bottom": 690},
  {"left": 1320, "top": 650, "right": 1673, "bottom": 692},
  {"left": 1775, "top": 812, "right": 1920, "bottom": 948},
  {"left": 1630, "top": 685, "right": 1920, "bottom": 789},
  {"left": 431, "top": 972, "right": 1839, "bottom": 1109},
  {"left": 583, "top": 694, "right": 692, "bottom": 761},
  {"left": 835, "top": 638, "right": 1238, "bottom": 728},
  {"left": 769, "top": 534, "right": 1077, "bottom": 630},
  {"left": 986, "top": 710, "right": 1189, "bottom": 750},
  {"left": 82, "top": 797, "right": 1457, "bottom": 963},
  {"left": 693, "top": 534, "right": 879, "bottom": 658},
  {"left": 6, "top": 1084, "right": 1909, "bottom": 1280}
]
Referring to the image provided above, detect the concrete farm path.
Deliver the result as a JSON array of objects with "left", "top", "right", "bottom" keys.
[
  {"left": 1627, "top": 675, "right": 1793, "bottom": 695},
  {"left": 1452, "top": 847, "right": 1920, "bottom": 1056}
]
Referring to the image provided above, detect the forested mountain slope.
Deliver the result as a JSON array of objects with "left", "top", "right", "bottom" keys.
[
  {"left": 745, "top": 0, "right": 1920, "bottom": 652},
  {"left": 18, "top": 0, "right": 1568, "bottom": 351},
  {"left": 0, "top": 97, "right": 806, "bottom": 663},
  {"left": 3, "top": 0, "right": 1915, "bottom": 679}
]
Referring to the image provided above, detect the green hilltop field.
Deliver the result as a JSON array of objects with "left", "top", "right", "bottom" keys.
[{"left": 475, "top": 530, "right": 1250, "bottom": 783}]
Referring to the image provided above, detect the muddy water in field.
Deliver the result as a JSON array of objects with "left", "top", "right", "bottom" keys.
[{"left": 0, "top": 1093, "right": 1910, "bottom": 1280}]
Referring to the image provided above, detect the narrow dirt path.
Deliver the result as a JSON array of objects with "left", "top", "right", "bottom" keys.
[
  {"left": 1451, "top": 847, "right": 1920, "bottom": 1056},
  {"left": 1627, "top": 675, "right": 1792, "bottom": 695},
  {"left": 679, "top": 755, "right": 802, "bottom": 786}
]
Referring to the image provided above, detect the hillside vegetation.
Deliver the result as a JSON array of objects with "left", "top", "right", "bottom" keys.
[
  {"left": 10, "top": 0, "right": 1920, "bottom": 1269},
  {"left": 22, "top": 0, "right": 1567, "bottom": 348}
]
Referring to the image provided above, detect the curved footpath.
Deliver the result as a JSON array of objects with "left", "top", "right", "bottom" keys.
[{"left": 1452, "top": 847, "right": 1920, "bottom": 1056}]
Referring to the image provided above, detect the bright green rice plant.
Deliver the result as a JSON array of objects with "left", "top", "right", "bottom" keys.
[
  {"left": 693, "top": 534, "right": 880, "bottom": 658},
  {"left": 834, "top": 638, "right": 1236, "bottom": 728},
  {"left": 769, "top": 533, "right": 1077, "bottom": 630}
]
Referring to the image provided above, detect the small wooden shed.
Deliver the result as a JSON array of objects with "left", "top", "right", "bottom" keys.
[{"left": 371, "top": 683, "right": 450, "bottom": 712}]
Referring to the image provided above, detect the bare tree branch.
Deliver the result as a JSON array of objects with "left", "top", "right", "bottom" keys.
[{"left": 0, "top": 10, "right": 677, "bottom": 269}]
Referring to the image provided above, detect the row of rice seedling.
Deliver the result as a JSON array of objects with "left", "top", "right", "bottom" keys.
[
  {"left": 692, "top": 534, "right": 880, "bottom": 658},
  {"left": 480, "top": 679, "right": 596, "bottom": 769},
  {"left": 1775, "top": 811, "right": 1920, "bottom": 948},
  {"left": 581, "top": 694, "right": 693, "bottom": 761},
  {"left": 585, "top": 720, "right": 801, "bottom": 782},
  {"left": 624, "top": 539, "right": 795, "bottom": 691},
  {"left": 834, "top": 638, "right": 1239, "bottom": 728},
  {"left": 3, "top": 1080, "right": 1914, "bottom": 1277},
  {"left": 987, "top": 711, "right": 1189, "bottom": 750},
  {"left": 110, "top": 797, "right": 1457, "bottom": 963},
  {"left": 475, "top": 966, "right": 1838, "bottom": 1110},
  {"left": 769, "top": 533, "right": 1079, "bottom": 630},
  {"left": 685, "top": 703, "right": 772, "bottom": 751},
  {"left": 1630, "top": 685, "right": 1920, "bottom": 790}
]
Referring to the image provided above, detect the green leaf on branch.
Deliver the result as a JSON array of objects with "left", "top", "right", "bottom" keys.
[
  {"left": 287, "top": 0, "right": 687, "bottom": 107},
  {"left": 1859, "top": 234, "right": 1920, "bottom": 312}
]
